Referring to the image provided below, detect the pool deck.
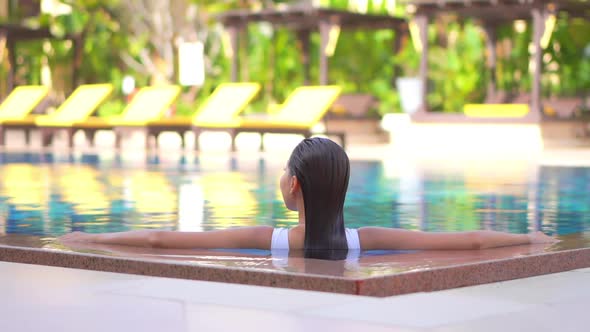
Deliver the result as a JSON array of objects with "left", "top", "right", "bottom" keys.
[{"left": 2, "top": 260, "right": 588, "bottom": 331}]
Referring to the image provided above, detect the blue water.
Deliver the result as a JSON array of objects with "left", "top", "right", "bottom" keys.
[{"left": 0, "top": 152, "right": 589, "bottom": 238}]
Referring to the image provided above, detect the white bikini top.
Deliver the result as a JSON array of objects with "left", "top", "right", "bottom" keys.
[{"left": 270, "top": 227, "right": 361, "bottom": 250}]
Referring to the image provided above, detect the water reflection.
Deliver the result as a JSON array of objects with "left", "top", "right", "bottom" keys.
[{"left": 0, "top": 151, "right": 588, "bottom": 240}]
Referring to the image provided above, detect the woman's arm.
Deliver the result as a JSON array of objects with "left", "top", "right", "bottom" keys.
[
  {"left": 358, "top": 227, "right": 557, "bottom": 251},
  {"left": 58, "top": 226, "right": 275, "bottom": 250}
]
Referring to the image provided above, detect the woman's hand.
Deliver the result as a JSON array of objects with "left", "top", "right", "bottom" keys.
[
  {"left": 58, "top": 231, "right": 97, "bottom": 243},
  {"left": 527, "top": 231, "right": 560, "bottom": 244}
]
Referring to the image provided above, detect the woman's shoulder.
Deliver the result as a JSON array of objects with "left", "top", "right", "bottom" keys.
[{"left": 288, "top": 225, "right": 305, "bottom": 250}]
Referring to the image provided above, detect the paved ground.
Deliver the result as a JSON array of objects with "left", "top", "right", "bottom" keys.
[{"left": 1, "top": 261, "right": 588, "bottom": 332}]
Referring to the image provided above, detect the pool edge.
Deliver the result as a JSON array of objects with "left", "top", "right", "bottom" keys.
[{"left": 1, "top": 245, "right": 588, "bottom": 297}]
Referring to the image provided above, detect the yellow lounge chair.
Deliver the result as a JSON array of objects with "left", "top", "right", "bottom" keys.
[
  {"left": 0, "top": 85, "right": 49, "bottom": 146},
  {"left": 234, "top": 85, "right": 343, "bottom": 151},
  {"left": 464, "top": 104, "right": 530, "bottom": 118},
  {"left": 145, "top": 82, "right": 261, "bottom": 149},
  {"left": 65, "top": 85, "right": 181, "bottom": 148},
  {"left": 35, "top": 84, "right": 113, "bottom": 147}
]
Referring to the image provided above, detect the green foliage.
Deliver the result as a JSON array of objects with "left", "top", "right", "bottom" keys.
[
  {"left": 545, "top": 16, "right": 590, "bottom": 96},
  {"left": 3, "top": 0, "right": 590, "bottom": 115},
  {"left": 12, "top": 41, "right": 44, "bottom": 86},
  {"left": 97, "top": 99, "right": 125, "bottom": 117},
  {"left": 494, "top": 14, "right": 590, "bottom": 99},
  {"left": 496, "top": 22, "right": 532, "bottom": 93},
  {"left": 329, "top": 29, "right": 402, "bottom": 114},
  {"left": 428, "top": 20, "right": 487, "bottom": 112},
  {"left": 175, "top": 99, "right": 197, "bottom": 117}
]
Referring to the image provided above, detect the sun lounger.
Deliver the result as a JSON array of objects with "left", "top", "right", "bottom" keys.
[
  {"left": 0, "top": 85, "right": 49, "bottom": 146},
  {"left": 63, "top": 85, "right": 181, "bottom": 148},
  {"left": 35, "top": 84, "right": 113, "bottom": 147},
  {"left": 233, "top": 85, "right": 344, "bottom": 151},
  {"left": 464, "top": 103, "right": 530, "bottom": 118},
  {"left": 145, "top": 82, "right": 261, "bottom": 149}
]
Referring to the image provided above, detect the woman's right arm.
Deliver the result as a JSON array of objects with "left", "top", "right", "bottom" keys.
[
  {"left": 358, "top": 227, "right": 557, "bottom": 251},
  {"left": 59, "top": 226, "right": 275, "bottom": 250}
]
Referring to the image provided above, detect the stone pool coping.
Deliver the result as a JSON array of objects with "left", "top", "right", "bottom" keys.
[{"left": 1, "top": 244, "right": 589, "bottom": 297}]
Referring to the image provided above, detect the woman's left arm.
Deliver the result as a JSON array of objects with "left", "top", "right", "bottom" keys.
[
  {"left": 59, "top": 226, "right": 275, "bottom": 250},
  {"left": 358, "top": 227, "right": 557, "bottom": 251}
]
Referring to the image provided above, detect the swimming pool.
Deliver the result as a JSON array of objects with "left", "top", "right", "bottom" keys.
[
  {"left": 0, "top": 151, "right": 588, "bottom": 239},
  {"left": 1, "top": 150, "right": 589, "bottom": 296}
]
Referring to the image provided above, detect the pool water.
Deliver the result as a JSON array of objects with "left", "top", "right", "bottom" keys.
[{"left": 0, "top": 151, "right": 589, "bottom": 239}]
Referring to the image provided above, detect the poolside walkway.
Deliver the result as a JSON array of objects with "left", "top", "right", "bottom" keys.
[{"left": 1, "top": 260, "right": 587, "bottom": 332}]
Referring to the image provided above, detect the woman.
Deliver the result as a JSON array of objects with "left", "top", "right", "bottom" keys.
[{"left": 59, "top": 137, "right": 557, "bottom": 260}]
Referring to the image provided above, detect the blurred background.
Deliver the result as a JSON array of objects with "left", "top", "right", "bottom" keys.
[{"left": 1, "top": 0, "right": 589, "bottom": 118}]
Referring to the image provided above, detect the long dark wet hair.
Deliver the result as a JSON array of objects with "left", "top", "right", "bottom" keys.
[{"left": 288, "top": 137, "right": 350, "bottom": 260}]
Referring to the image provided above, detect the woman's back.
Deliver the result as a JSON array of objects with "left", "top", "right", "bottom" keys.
[{"left": 271, "top": 226, "right": 360, "bottom": 251}]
